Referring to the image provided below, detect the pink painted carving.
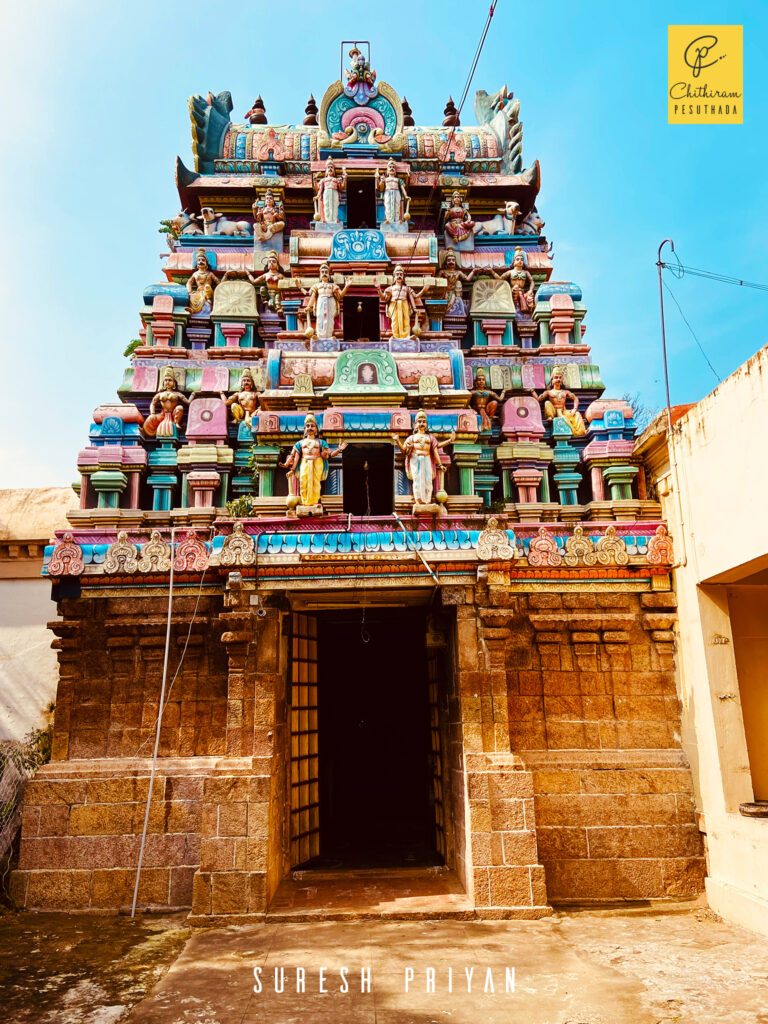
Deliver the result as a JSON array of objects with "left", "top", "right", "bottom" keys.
[
  {"left": 280, "top": 357, "right": 336, "bottom": 387},
  {"left": 520, "top": 364, "right": 545, "bottom": 390},
  {"left": 131, "top": 366, "right": 159, "bottom": 393},
  {"left": 201, "top": 366, "right": 231, "bottom": 393},
  {"left": 527, "top": 527, "right": 562, "bottom": 567},
  {"left": 396, "top": 359, "right": 451, "bottom": 385},
  {"left": 92, "top": 404, "right": 144, "bottom": 424},
  {"left": 647, "top": 525, "right": 674, "bottom": 566},
  {"left": 173, "top": 530, "right": 209, "bottom": 572},
  {"left": 323, "top": 409, "right": 344, "bottom": 431},
  {"left": 186, "top": 398, "right": 228, "bottom": 440},
  {"left": 502, "top": 397, "right": 545, "bottom": 441},
  {"left": 48, "top": 532, "right": 84, "bottom": 577}
]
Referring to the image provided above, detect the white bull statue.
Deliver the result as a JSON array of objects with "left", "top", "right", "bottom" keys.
[{"left": 200, "top": 207, "right": 252, "bottom": 236}]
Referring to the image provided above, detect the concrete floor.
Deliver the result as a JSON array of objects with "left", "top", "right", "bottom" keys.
[{"left": 125, "top": 903, "right": 768, "bottom": 1024}]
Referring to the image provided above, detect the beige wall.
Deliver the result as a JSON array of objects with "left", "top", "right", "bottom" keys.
[
  {"left": 0, "top": 487, "right": 74, "bottom": 743},
  {"left": 0, "top": 578, "right": 58, "bottom": 741},
  {"left": 639, "top": 343, "right": 768, "bottom": 936}
]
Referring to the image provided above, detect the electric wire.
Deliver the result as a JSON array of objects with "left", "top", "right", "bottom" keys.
[
  {"left": 133, "top": 528, "right": 215, "bottom": 759},
  {"left": 662, "top": 281, "right": 722, "bottom": 384},
  {"left": 402, "top": 0, "right": 498, "bottom": 275},
  {"left": 660, "top": 261, "right": 768, "bottom": 293}
]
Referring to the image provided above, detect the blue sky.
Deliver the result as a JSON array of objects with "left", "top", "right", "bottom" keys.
[{"left": 1, "top": 1, "right": 766, "bottom": 487}]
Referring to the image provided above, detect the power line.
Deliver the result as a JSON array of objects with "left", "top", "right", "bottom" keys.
[
  {"left": 663, "top": 280, "right": 721, "bottom": 384},
  {"left": 403, "top": 0, "right": 498, "bottom": 272},
  {"left": 661, "top": 261, "right": 768, "bottom": 293}
]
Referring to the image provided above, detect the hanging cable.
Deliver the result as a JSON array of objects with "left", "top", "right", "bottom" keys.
[
  {"left": 133, "top": 526, "right": 215, "bottom": 759},
  {"left": 662, "top": 281, "right": 721, "bottom": 384},
  {"left": 660, "top": 261, "right": 768, "bottom": 293},
  {"left": 131, "top": 526, "right": 214, "bottom": 917},
  {"left": 402, "top": 0, "right": 498, "bottom": 269}
]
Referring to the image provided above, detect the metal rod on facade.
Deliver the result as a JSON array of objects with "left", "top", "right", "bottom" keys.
[
  {"left": 131, "top": 526, "right": 176, "bottom": 917},
  {"left": 656, "top": 240, "right": 687, "bottom": 567},
  {"left": 392, "top": 511, "right": 440, "bottom": 584}
]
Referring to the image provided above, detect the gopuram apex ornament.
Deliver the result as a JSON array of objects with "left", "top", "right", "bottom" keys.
[{"left": 15, "top": 43, "right": 700, "bottom": 924}]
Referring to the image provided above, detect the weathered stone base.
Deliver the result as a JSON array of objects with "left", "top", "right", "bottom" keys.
[{"left": 13, "top": 756, "right": 219, "bottom": 912}]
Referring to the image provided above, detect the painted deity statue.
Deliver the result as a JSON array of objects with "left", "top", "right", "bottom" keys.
[
  {"left": 443, "top": 191, "right": 476, "bottom": 245},
  {"left": 252, "top": 189, "right": 285, "bottom": 242},
  {"left": 470, "top": 368, "right": 510, "bottom": 432},
  {"left": 304, "top": 263, "right": 351, "bottom": 339},
  {"left": 392, "top": 410, "right": 455, "bottom": 506},
  {"left": 441, "top": 249, "right": 475, "bottom": 315},
  {"left": 143, "top": 367, "right": 190, "bottom": 438},
  {"left": 377, "top": 264, "right": 421, "bottom": 339},
  {"left": 280, "top": 414, "right": 348, "bottom": 511},
  {"left": 375, "top": 158, "right": 410, "bottom": 225},
  {"left": 249, "top": 251, "right": 284, "bottom": 311},
  {"left": 492, "top": 247, "right": 535, "bottom": 314},
  {"left": 221, "top": 368, "right": 259, "bottom": 426},
  {"left": 344, "top": 46, "right": 378, "bottom": 103},
  {"left": 314, "top": 157, "right": 347, "bottom": 225},
  {"left": 186, "top": 248, "right": 219, "bottom": 316},
  {"left": 530, "top": 366, "right": 586, "bottom": 435}
]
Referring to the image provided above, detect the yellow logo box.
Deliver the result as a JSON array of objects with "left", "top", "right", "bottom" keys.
[{"left": 668, "top": 25, "right": 743, "bottom": 124}]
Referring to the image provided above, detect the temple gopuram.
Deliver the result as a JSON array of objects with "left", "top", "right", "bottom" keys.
[{"left": 13, "top": 47, "right": 705, "bottom": 920}]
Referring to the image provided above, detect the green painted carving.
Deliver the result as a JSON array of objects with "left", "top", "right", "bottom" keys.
[{"left": 326, "top": 349, "right": 406, "bottom": 394}]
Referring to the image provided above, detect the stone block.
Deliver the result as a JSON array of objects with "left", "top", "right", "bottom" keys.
[
  {"left": 661, "top": 857, "right": 706, "bottom": 896},
  {"left": 641, "top": 592, "right": 677, "bottom": 609},
  {"left": 487, "top": 865, "right": 533, "bottom": 907},
  {"left": 473, "top": 866, "right": 491, "bottom": 907},
  {"left": 535, "top": 826, "right": 588, "bottom": 860},
  {"left": 203, "top": 776, "right": 251, "bottom": 803},
  {"left": 535, "top": 792, "right": 679, "bottom": 827},
  {"left": 489, "top": 799, "right": 525, "bottom": 831},
  {"left": 218, "top": 802, "right": 248, "bottom": 837},
  {"left": 532, "top": 770, "right": 580, "bottom": 794},
  {"left": 170, "top": 865, "right": 196, "bottom": 907},
  {"left": 26, "top": 779, "right": 87, "bottom": 805},
  {"left": 201, "top": 837, "right": 236, "bottom": 871},
  {"left": 587, "top": 824, "right": 702, "bottom": 859},
  {"left": 25, "top": 869, "right": 92, "bottom": 910},
  {"left": 602, "top": 631, "right": 629, "bottom": 643},
  {"left": 501, "top": 830, "right": 539, "bottom": 864},
  {"left": 211, "top": 871, "right": 248, "bottom": 915},
  {"left": 488, "top": 773, "right": 534, "bottom": 800},
  {"left": 528, "top": 595, "right": 562, "bottom": 609},
  {"left": 467, "top": 774, "right": 490, "bottom": 800},
  {"left": 192, "top": 871, "right": 212, "bottom": 915},
  {"left": 68, "top": 804, "right": 134, "bottom": 836},
  {"left": 92, "top": 867, "right": 170, "bottom": 907},
  {"left": 248, "top": 871, "right": 268, "bottom": 912},
  {"left": 572, "top": 632, "right": 600, "bottom": 644}
]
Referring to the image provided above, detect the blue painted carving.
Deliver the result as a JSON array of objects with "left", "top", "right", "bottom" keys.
[
  {"left": 326, "top": 94, "right": 397, "bottom": 139},
  {"left": 330, "top": 229, "right": 388, "bottom": 262},
  {"left": 189, "top": 91, "right": 233, "bottom": 174}
]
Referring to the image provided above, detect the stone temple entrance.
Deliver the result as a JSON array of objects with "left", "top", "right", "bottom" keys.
[{"left": 289, "top": 607, "right": 444, "bottom": 871}]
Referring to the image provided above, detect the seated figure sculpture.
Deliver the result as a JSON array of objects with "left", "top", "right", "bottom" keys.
[
  {"left": 221, "top": 368, "right": 259, "bottom": 426},
  {"left": 470, "top": 368, "right": 510, "bottom": 431},
  {"left": 143, "top": 367, "right": 190, "bottom": 437},
  {"left": 252, "top": 188, "right": 285, "bottom": 243},
  {"left": 280, "top": 413, "right": 348, "bottom": 515},
  {"left": 530, "top": 366, "right": 586, "bottom": 435},
  {"left": 492, "top": 247, "right": 535, "bottom": 314},
  {"left": 392, "top": 409, "right": 455, "bottom": 508},
  {"left": 186, "top": 248, "right": 220, "bottom": 316}
]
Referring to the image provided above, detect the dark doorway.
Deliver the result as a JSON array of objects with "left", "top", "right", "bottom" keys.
[
  {"left": 343, "top": 295, "right": 380, "bottom": 341},
  {"left": 317, "top": 607, "right": 439, "bottom": 868},
  {"left": 346, "top": 175, "right": 377, "bottom": 228},
  {"left": 342, "top": 445, "right": 393, "bottom": 515}
]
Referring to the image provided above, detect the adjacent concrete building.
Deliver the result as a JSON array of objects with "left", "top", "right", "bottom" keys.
[
  {"left": 0, "top": 489, "right": 74, "bottom": 741},
  {"left": 636, "top": 342, "right": 768, "bottom": 936}
]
